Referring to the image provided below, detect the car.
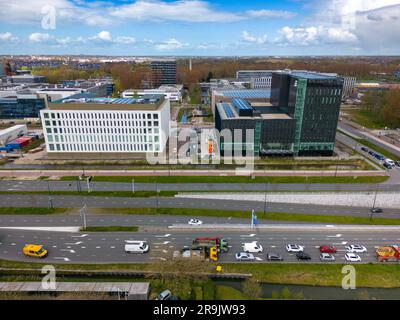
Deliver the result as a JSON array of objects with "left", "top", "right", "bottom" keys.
[
  {"left": 286, "top": 244, "right": 304, "bottom": 253},
  {"left": 242, "top": 241, "right": 263, "bottom": 253},
  {"left": 383, "top": 162, "right": 393, "bottom": 169},
  {"left": 320, "top": 253, "right": 336, "bottom": 262},
  {"left": 319, "top": 245, "right": 337, "bottom": 253},
  {"left": 22, "top": 244, "right": 48, "bottom": 258},
  {"left": 296, "top": 252, "right": 311, "bottom": 261},
  {"left": 361, "top": 147, "right": 369, "bottom": 152},
  {"left": 385, "top": 159, "right": 396, "bottom": 166},
  {"left": 156, "top": 290, "right": 172, "bottom": 300},
  {"left": 188, "top": 219, "right": 203, "bottom": 226},
  {"left": 370, "top": 208, "right": 383, "bottom": 214},
  {"left": 345, "top": 253, "right": 362, "bottom": 262},
  {"left": 375, "top": 154, "right": 386, "bottom": 161},
  {"left": 235, "top": 252, "right": 255, "bottom": 261},
  {"left": 346, "top": 244, "right": 367, "bottom": 253},
  {"left": 368, "top": 150, "right": 375, "bottom": 156},
  {"left": 395, "top": 161, "right": 400, "bottom": 168},
  {"left": 266, "top": 253, "right": 284, "bottom": 261},
  {"left": 125, "top": 241, "right": 149, "bottom": 253}
]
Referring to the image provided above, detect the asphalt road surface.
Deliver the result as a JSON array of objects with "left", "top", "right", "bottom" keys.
[
  {"left": 1, "top": 227, "right": 399, "bottom": 264},
  {"left": 0, "top": 194, "right": 398, "bottom": 218},
  {"left": 1, "top": 180, "right": 400, "bottom": 192}
]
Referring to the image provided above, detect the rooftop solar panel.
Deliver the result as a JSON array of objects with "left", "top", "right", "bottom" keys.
[{"left": 222, "top": 103, "right": 235, "bottom": 119}]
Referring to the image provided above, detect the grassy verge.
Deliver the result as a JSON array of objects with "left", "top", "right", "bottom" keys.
[
  {"left": 0, "top": 207, "right": 68, "bottom": 215},
  {"left": 0, "top": 191, "right": 178, "bottom": 198},
  {"left": 80, "top": 226, "right": 138, "bottom": 232},
  {"left": 60, "top": 175, "right": 389, "bottom": 184},
  {"left": 1, "top": 260, "right": 400, "bottom": 288},
  {"left": 214, "top": 286, "right": 249, "bottom": 300}
]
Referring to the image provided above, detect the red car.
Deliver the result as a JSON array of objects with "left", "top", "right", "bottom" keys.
[{"left": 319, "top": 245, "right": 337, "bottom": 253}]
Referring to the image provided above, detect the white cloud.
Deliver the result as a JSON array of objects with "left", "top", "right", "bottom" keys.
[
  {"left": 241, "top": 31, "right": 268, "bottom": 45},
  {"left": 0, "top": 32, "right": 17, "bottom": 41},
  {"left": 110, "top": 0, "right": 242, "bottom": 22},
  {"left": 115, "top": 36, "right": 136, "bottom": 44},
  {"left": 89, "top": 30, "right": 112, "bottom": 42},
  {"left": 246, "top": 9, "right": 297, "bottom": 19},
  {"left": 277, "top": 25, "right": 358, "bottom": 46},
  {"left": 29, "top": 33, "right": 52, "bottom": 43},
  {"left": 155, "top": 38, "right": 188, "bottom": 51}
]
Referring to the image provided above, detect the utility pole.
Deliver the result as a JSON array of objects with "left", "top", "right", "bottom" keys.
[
  {"left": 86, "top": 176, "right": 92, "bottom": 193},
  {"left": 80, "top": 204, "right": 87, "bottom": 230},
  {"left": 47, "top": 181, "right": 53, "bottom": 210},
  {"left": 131, "top": 178, "right": 135, "bottom": 194},
  {"left": 370, "top": 183, "right": 379, "bottom": 221},
  {"left": 77, "top": 176, "right": 82, "bottom": 192}
]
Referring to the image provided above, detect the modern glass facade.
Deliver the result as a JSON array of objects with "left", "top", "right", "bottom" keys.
[
  {"left": 150, "top": 60, "right": 177, "bottom": 87},
  {"left": 0, "top": 97, "right": 47, "bottom": 119}
]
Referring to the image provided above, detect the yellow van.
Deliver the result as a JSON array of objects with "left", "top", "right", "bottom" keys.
[{"left": 22, "top": 244, "right": 48, "bottom": 258}]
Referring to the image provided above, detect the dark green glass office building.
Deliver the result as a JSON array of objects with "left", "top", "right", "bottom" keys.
[{"left": 216, "top": 71, "right": 344, "bottom": 157}]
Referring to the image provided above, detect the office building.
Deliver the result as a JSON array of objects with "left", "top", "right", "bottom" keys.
[
  {"left": 236, "top": 70, "right": 274, "bottom": 89},
  {"left": 215, "top": 71, "right": 343, "bottom": 157},
  {"left": 150, "top": 60, "right": 177, "bottom": 87},
  {"left": 8, "top": 74, "right": 46, "bottom": 84},
  {"left": 0, "top": 93, "right": 48, "bottom": 119},
  {"left": 121, "top": 85, "right": 183, "bottom": 103},
  {"left": 40, "top": 95, "right": 170, "bottom": 155}
]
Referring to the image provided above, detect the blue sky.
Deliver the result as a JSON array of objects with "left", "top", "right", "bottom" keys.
[{"left": 0, "top": 0, "right": 399, "bottom": 55}]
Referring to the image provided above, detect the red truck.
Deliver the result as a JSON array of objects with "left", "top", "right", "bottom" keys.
[{"left": 376, "top": 246, "right": 400, "bottom": 262}]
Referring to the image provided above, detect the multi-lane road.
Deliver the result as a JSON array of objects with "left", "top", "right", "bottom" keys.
[{"left": 1, "top": 222, "right": 399, "bottom": 264}]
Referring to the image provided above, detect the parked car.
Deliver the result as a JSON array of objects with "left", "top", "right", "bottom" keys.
[
  {"left": 320, "top": 253, "right": 336, "bottom": 262},
  {"left": 286, "top": 244, "right": 304, "bottom": 252},
  {"left": 242, "top": 241, "right": 263, "bottom": 253},
  {"left": 383, "top": 162, "right": 393, "bottom": 169},
  {"left": 361, "top": 147, "right": 369, "bottom": 152},
  {"left": 188, "top": 219, "right": 203, "bottom": 226},
  {"left": 296, "top": 252, "right": 312, "bottom": 261},
  {"left": 266, "top": 253, "right": 284, "bottom": 261},
  {"left": 235, "top": 252, "right": 255, "bottom": 262},
  {"left": 375, "top": 154, "right": 386, "bottom": 161},
  {"left": 345, "top": 253, "right": 362, "bottom": 262},
  {"left": 370, "top": 208, "right": 383, "bottom": 214},
  {"left": 346, "top": 244, "right": 367, "bottom": 253},
  {"left": 319, "top": 245, "right": 337, "bottom": 253},
  {"left": 395, "top": 161, "right": 400, "bottom": 168},
  {"left": 385, "top": 159, "right": 396, "bottom": 166},
  {"left": 156, "top": 290, "right": 173, "bottom": 300}
]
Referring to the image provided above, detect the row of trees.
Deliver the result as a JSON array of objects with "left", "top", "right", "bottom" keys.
[{"left": 361, "top": 89, "right": 400, "bottom": 128}]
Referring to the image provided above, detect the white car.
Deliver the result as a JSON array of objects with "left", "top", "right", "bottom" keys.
[
  {"left": 286, "top": 244, "right": 304, "bottom": 253},
  {"left": 346, "top": 245, "right": 367, "bottom": 253},
  {"left": 242, "top": 241, "right": 263, "bottom": 253},
  {"left": 188, "top": 219, "right": 203, "bottom": 226},
  {"left": 345, "top": 253, "right": 362, "bottom": 262},
  {"left": 235, "top": 252, "right": 255, "bottom": 262}
]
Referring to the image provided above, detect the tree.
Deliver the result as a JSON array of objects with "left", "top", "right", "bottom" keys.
[{"left": 242, "top": 278, "right": 262, "bottom": 299}]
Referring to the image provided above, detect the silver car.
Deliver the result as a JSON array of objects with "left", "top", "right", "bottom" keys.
[{"left": 320, "top": 253, "right": 335, "bottom": 262}]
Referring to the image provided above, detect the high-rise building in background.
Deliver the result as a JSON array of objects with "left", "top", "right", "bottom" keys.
[
  {"left": 215, "top": 71, "right": 344, "bottom": 157},
  {"left": 150, "top": 60, "right": 177, "bottom": 87}
]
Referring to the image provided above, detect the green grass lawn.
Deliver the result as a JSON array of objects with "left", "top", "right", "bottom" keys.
[
  {"left": 0, "top": 190, "right": 178, "bottom": 198},
  {"left": 60, "top": 175, "right": 388, "bottom": 184},
  {"left": 214, "top": 285, "right": 249, "bottom": 300},
  {"left": 0, "top": 207, "right": 67, "bottom": 215},
  {"left": 80, "top": 226, "right": 138, "bottom": 232},
  {"left": 347, "top": 109, "right": 387, "bottom": 130}
]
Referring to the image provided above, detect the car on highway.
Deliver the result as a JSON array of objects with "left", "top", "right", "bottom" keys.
[
  {"left": 22, "top": 244, "right": 48, "bottom": 259},
  {"left": 188, "top": 219, "right": 203, "bottom": 226},
  {"left": 346, "top": 244, "right": 367, "bottom": 253},
  {"left": 370, "top": 208, "right": 383, "bottom": 214},
  {"left": 235, "top": 252, "right": 255, "bottom": 262},
  {"left": 242, "top": 241, "right": 263, "bottom": 253},
  {"left": 320, "top": 253, "right": 336, "bottom": 262},
  {"left": 296, "top": 252, "right": 311, "bottom": 261},
  {"left": 286, "top": 244, "right": 304, "bottom": 253},
  {"left": 266, "top": 253, "right": 284, "bottom": 261},
  {"left": 125, "top": 241, "right": 149, "bottom": 253},
  {"left": 345, "top": 253, "right": 362, "bottom": 262},
  {"left": 319, "top": 245, "right": 337, "bottom": 253}
]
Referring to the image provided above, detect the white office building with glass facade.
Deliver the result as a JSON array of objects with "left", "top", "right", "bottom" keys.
[{"left": 40, "top": 95, "right": 170, "bottom": 154}]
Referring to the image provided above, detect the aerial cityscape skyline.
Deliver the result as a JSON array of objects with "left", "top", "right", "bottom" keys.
[{"left": 0, "top": 0, "right": 400, "bottom": 56}]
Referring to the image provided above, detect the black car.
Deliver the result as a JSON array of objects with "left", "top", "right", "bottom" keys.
[
  {"left": 296, "top": 252, "right": 312, "bottom": 261},
  {"left": 395, "top": 161, "right": 400, "bottom": 168},
  {"left": 361, "top": 147, "right": 369, "bottom": 152},
  {"left": 383, "top": 162, "right": 392, "bottom": 169},
  {"left": 266, "top": 253, "right": 284, "bottom": 261},
  {"left": 371, "top": 208, "right": 383, "bottom": 214}
]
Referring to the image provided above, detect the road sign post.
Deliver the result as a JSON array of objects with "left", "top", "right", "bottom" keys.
[{"left": 80, "top": 204, "right": 87, "bottom": 230}]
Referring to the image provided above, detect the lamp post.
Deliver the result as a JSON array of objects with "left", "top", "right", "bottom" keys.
[
  {"left": 47, "top": 181, "right": 53, "bottom": 210},
  {"left": 131, "top": 178, "right": 135, "bottom": 195},
  {"left": 263, "top": 181, "right": 268, "bottom": 216},
  {"left": 370, "top": 183, "right": 379, "bottom": 221},
  {"left": 80, "top": 204, "right": 87, "bottom": 230}
]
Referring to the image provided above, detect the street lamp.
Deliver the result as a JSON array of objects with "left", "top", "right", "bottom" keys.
[
  {"left": 370, "top": 183, "right": 379, "bottom": 221},
  {"left": 80, "top": 204, "right": 87, "bottom": 230},
  {"left": 263, "top": 180, "right": 268, "bottom": 216},
  {"left": 131, "top": 178, "right": 135, "bottom": 194},
  {"left": 47, "top": 181, "right": 53, "bottom": 210}
]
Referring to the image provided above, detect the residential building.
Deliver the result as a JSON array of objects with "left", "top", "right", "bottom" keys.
[
  {"left": 40, "top": 95, "right": 170, "bottom": 155},
  {"left": 150, "top": 60, "right": 177, "bottom": 87},
  {"left": 215, "top": 71, "right": 343, "bottom": 157}
]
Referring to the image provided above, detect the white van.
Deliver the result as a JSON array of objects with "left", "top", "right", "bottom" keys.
[
  {"left": 125, "top": 241, "right": 149, "bottom": 254},
  {"left": 242, "top": 241, "right": 263, "bottom": 253}
]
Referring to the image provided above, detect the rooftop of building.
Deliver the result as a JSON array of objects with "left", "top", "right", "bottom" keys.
[
  {"left": 47, "top": 94, "right": 166, "bottom": 111},
  {"left": 287, "top": 71, "right": 337, "bottom": 80},
  {"left": 214, "top": 89, "right": 271, "bottom": 99}
]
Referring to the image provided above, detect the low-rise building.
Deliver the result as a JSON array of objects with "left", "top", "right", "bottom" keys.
[
  {"left": 40, "top": 95, "right": 170, "bottom": 155},
  {"left": 0, "top": 124, "right": 28, "bottom": 146},
  {"left": 121, "top": 85, "right": 182, "bottom": 102}
]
